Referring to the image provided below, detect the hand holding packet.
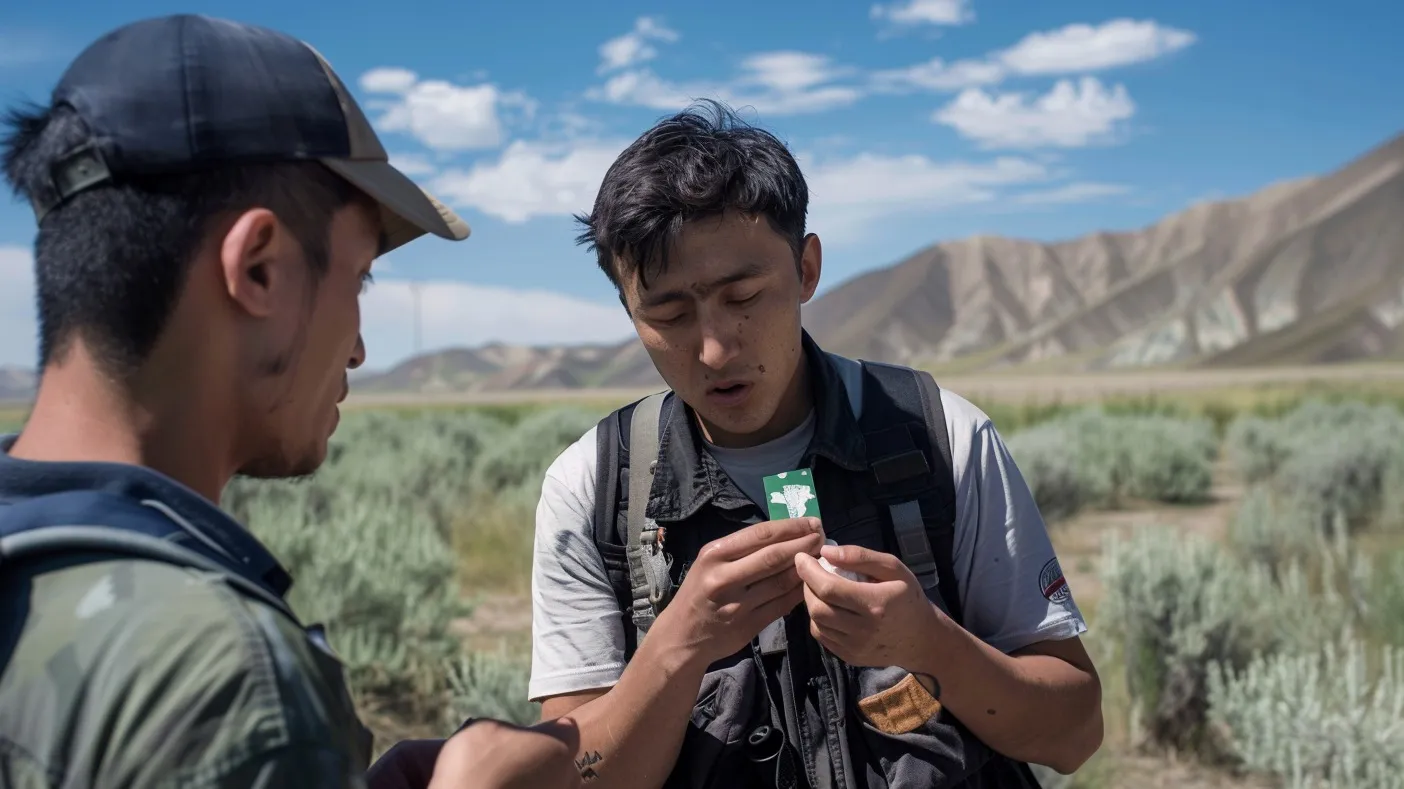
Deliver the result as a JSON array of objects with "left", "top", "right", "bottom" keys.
[{"left": 763, "top": 468, "right": 869, "bottom": 582}]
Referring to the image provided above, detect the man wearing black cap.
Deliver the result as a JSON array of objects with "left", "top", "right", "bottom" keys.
[{"left": 0, "top": 14, "right": 580, "bottom": 789}]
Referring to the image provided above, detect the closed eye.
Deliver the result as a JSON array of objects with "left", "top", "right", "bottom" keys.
[
  {"left": 359, "top": 271, "right": 375, "bottom": 294},
  {"left": 650, "top": 312, "right": 687, "bottom": 327}
]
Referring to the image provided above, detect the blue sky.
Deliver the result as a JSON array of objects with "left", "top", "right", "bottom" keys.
[{"left": 2, "top": 0, "right": 1402, "bottom": 372}]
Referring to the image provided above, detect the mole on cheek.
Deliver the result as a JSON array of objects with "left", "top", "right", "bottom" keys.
[{"left": 759, "top": 365, "right": 766, "bottom": 374}]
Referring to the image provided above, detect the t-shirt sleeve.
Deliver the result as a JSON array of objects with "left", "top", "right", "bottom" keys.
[
  {"left": 528, "top": 426, "right": 630, "bottom": 702},
  {"left": 942, "top": 390, "right": 1088, "bottom": 654}
]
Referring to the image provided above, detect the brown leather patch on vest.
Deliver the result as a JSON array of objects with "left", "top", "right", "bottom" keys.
[{"left": 858, "top": 673, "right": 942, "bottom": 735}]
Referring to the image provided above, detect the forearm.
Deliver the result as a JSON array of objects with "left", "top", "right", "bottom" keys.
[
  {"left": 551, "top": 622, "right": 711, "bottom": 789},
  {"left": 910, "top": 609, "right": 1102, "bottom": 773}
]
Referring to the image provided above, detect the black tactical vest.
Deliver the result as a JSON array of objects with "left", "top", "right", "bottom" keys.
[{"left": 589, "top": 335, "right": 1044, "bottom": 789}]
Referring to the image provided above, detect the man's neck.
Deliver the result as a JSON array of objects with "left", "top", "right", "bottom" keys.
[{"left": 7, "top": 348, "right": 234, "bottom": 503}]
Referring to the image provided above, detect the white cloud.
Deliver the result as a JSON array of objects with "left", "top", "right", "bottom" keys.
[
  {"left": 1011, "top": 182, "right": 1132, "bottom": 204},
  {"left": 0, "top": 246, "right": 36, "bottom": 369},
  {"left": 933, "top": 77, "right": 1136, "bottom": 149},
  {"left": 598, "top": 16, "right": 679, "bottom": 74},
  {"left": 429, "top": 139, "right": 629, "bottom": 223},
  {"left": 358, "top": 279, "right": 634, "bottom": 370},
  {"left": 874, "top": 18, "right": 1195, "bottom": 94},
  {"left": 871, "top": 57, "right": 1004, "bottom": 92},
  {"left": 870, "top": 0, "right": 974, "bottom": 26},
  {"left": 801, "top": 152, "right": 1049, "bottom": 242},
  {"left": 590, "top": 51, "right": 862, "bottom": 116},
  {"left": 999, "top": 19, "right": 1197, "bottom": 75},
  {"left": 359, "top": 67, "right": 418, "bottom": 94},
  {"left": 358, "top": 69, "right": 536, "bottom": 151}
]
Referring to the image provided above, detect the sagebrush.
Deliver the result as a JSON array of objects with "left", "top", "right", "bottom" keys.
[
  {"left": 222, "top": 405, "right": 605, "bottom": 733},
  {"left": 1004, "top": 408, "right": 1216, "bottom": 521}
]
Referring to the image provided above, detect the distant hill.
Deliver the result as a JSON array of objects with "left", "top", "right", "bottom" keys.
[
  {"left": 352, "top": 129, "right": 1404, "bottom": 393},
  {"left": 803, "top": 131, "right": 1404, "bottom": 373},
  {"left": 348, "top": 340, "right": 666, "bottom": 394},
  {"left": 0, "top": 366, "right": 35, "bottom": 403}
]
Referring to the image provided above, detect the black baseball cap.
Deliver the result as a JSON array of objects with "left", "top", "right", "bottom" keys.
[{"left": 31, "top": 14, "right": 470, "bottom": 253}]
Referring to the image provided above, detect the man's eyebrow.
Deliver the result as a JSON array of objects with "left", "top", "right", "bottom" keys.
[{"left": 640, "top": 263, "right": 767, "bottom": 308}]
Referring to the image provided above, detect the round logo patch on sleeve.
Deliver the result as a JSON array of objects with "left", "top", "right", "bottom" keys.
[{"left": 1039, "top": 558, "right": 1070, "bottom": 604}]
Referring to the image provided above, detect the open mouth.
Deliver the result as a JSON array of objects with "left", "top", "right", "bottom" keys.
[{"left": 708, "top": 381, "right": 752, "bottom": 403}]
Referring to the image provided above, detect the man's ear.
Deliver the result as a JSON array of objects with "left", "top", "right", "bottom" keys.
[
  {"left": 799, "top": 233, "right": 822, "bottom": 303},
  {"left": 219, "top": 208, "right": 293, "bottom": 318}
]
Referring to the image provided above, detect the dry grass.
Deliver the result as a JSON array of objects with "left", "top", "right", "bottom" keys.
[
  {"left": 337, "top": 362, "right": 1404, "bottom": 410},
  {"left": 452, "top": 494, "right": 537, "bottom": 599}
]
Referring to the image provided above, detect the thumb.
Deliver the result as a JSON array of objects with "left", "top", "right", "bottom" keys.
[{"left": 819, "top": 543, "right": 908, "bottom": 581}]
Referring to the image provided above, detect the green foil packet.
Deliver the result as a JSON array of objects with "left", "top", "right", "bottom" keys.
[{"left": 763, "top": 468, "right": 821, "bottom": 521}]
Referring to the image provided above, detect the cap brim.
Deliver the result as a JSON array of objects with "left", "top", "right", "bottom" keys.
[{"left": 320, "top": 158, "right": 470, "bottom": 254}]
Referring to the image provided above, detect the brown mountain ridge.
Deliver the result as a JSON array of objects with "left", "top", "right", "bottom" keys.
[{"left": 350, "top": 129, "right": 1404, "bottom": 394}]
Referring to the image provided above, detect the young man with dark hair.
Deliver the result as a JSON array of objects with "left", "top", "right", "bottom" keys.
[
  {"left": 528, "top": 101, "right": 1104, "bottom": 788},
  {"left": 0, "top": 15, "right": 580, "bottom": 789}
]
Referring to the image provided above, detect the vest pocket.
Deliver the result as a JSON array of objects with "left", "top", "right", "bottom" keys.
[
  {"left": 848, "top": 664, "right": 995, "bottom": 788},
  {"left": 667, "top": 661, "right": 769, "bottom": 789}
]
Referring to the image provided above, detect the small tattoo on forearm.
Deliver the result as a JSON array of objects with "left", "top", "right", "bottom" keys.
[{"left": 577, "top": 751, "right": 603, "bottom": 781}]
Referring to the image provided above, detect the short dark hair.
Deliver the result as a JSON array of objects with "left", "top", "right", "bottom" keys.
[
  {"left": 1, "top": 101, "right": 363, "bottom": 378},
  {"left": 574, "top": 100, "right": 809, "bottom": 303}
]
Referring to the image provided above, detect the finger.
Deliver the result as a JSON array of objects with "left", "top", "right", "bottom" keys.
[
  {"left": 750, "top": 582, "right": 806, "bottom": 625},
  {"left": 819, "top": 543, "right": 908, "bottom": 582},
  {"left": 795, "top": 553, "right": 866, "bottom": 615},
  {"left": 803, "top": 588, "right": 858, "bottom": 637},
  {"left": 701, "top": 517, "right": 823, "bottom": 562},
  {"left": 715, "top": 531, "right": 825, "bottom": 591},
  {"left": 738, "top": 565, "right": 802, "bottom": 606},
  {"left": 809, "top": 623, "right": 853, "bottom": 658},
  {"left": 797, "top": 552, "right": 900, "bottom": 616}
]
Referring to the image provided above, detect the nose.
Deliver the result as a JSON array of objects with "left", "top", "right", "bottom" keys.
[
  {"left": 697, "top": 312, "right": 741, "bottom": 371},
  {"left": 348, "top": 333, "right": 366, "bottom": 370}
]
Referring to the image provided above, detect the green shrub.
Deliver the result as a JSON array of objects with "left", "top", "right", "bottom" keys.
[
  {"left": 1207, "top": 634, "right": 1404, "bottom": 789},
  {"left": 1097, "top": 523, "right": 1366, "bottom": 756},
  {"left": 1002, "top": 422, "right": 1111, "bottom": 521},
  {"left": 1098, "top": 527, "right": 1276, "bottom": 756},
  {"left": 1227, "top": 485, "right": 1318, "bottom": 576},
  {"left": 1225, "top": 400, "right": 1404, "bottom": 534},
  {"left": 1119, "top": 414, "right": 1217, "bottom": 503},
  {"left": 1005, "top": 408, "right": 1216, "bottom": 521},
  {"left": 233, "top": 482, "right": 467, "bottom": 721},
  {"left": 221, "top": 407, "right": 556, "bottom": 725},
  {"left": 444, "top": 648, "right": 538, "bottom": 728},
  {"left": 1370, "top": 548, "right": 1404, "bottom": 648},
  {"left": 468, "top": 406, "right": 603, "bottom": 508},
  {"left": 1223, "top": 415, "right": 1291, "bottom": 485}
]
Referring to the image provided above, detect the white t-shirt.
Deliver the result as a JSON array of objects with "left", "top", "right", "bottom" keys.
[{"left": 527, "top": 363, "right": 1088, "bottom": 702}]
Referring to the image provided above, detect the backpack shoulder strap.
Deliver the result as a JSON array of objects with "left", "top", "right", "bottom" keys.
[
  {"left": 853, "top": 360, "right": 964, "bottom": 625},
  {"left": 592, "top": 392, "right": 673, "bottom": 654},
  {"left": 625, "top": 392, "right": 671, "bottom": 640},
  {"left": 0, "top": 489, "right": 295, "bottom": 618}
]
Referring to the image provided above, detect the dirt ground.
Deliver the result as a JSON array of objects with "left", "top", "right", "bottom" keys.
[{"left": 449, "top": 458, "right": 1274, "bottom": 788}]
